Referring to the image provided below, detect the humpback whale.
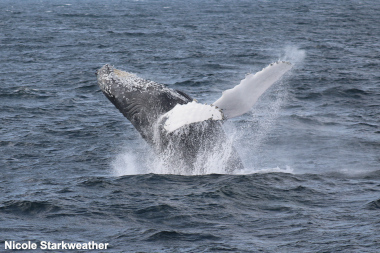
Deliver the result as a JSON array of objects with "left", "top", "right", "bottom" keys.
[{"left": 97, "top": 62, "right": 292, "bottom": 174}]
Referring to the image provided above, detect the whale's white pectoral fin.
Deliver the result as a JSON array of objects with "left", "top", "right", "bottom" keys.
[
  {"left": 160, "top": 101, "right": 224, "bottom": 133},
  {"left": 213, "top": 61, "right": 292, "bottom": 119},
  {"left": 157, "top": 61, "right": 292, "bottom": 133}
]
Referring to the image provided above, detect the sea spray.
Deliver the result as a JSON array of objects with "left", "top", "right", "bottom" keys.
[
  {"left": 111, "top": 142, "right": 150, "bottom": 176},
  {"left": 280, "top": 45, "right": 306, "bottom": 67}
]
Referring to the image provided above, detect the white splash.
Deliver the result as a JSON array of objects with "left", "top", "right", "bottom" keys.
[
  {"left": 280, "top": 45, "right": 306, "bottom": 67},
  {"left": 150, "top": 120, "right": 239, "bottom": 175},
  {"left": 235, "top": 166, "right": 294, "bottom": 175},
  {"left": 111, "top": 150, "right": 141, "bottom": 176}
]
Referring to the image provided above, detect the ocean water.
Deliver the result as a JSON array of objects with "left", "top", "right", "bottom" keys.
[{"left": 1, "top": 0, "right": 379, "bottom": 252}]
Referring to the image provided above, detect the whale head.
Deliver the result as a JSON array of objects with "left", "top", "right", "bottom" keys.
[{"left": 96, "top": 64, "right": 192, "bottom": 142}]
